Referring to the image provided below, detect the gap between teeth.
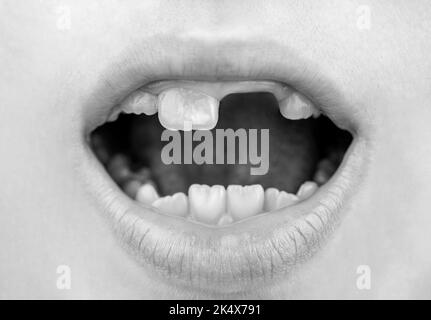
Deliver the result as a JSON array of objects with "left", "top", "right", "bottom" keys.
[
  {"left": 132, "top": 181, "right": 318, "bottom": 226},
  {"left": 112, "top": 81, "right": 321, "bottom": 130}
]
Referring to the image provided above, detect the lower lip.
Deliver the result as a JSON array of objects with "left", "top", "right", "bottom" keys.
[{"left": 79, "top": 130, "right": 368, "bottom": 294}]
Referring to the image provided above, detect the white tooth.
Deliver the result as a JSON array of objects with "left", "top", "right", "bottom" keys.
[
  {"left": 157, "top": 88, "right": 219, "bottom": 131},
  {"left": 279, "top": 92, "right": 318, "bottom": 120},
  {"left": 107, "top": 109, "right": 121, "bottom": 122},
  {"left": 136, "top": 183, "right": 159, "bottom": 205},
  {"left": 227, "top": 185, "right": 264, "bottom": 221},
  {"left": 277, "top": 191, "right": 299, "bottom": 208},
  {"left": 264, "top": 188, "right": 298, "bottom": 211},
  {"left": 123, "top": 180, "right": 142, "bottom": 199},
  {"left": 121, "top": 90, "right": 157, "bottom": 115},
  {"left": 297, "top": 181, "right": 318, "bottom": 200},
  {"left": 217, "top": 214, "right": 234, "bottom": 226},
  {"left": 264, "top": 188, "right": 280, "bottom": 212},
  {"left": 152, "top": 192, "right": 188, "bottom": 217},
  {"left": 189, "top": 184, "right": 226, "bottom": 225}
]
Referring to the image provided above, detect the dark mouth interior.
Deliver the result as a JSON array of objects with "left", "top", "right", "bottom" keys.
[{"left": 90, "top": 92, "right": 352, "bottom": 198}]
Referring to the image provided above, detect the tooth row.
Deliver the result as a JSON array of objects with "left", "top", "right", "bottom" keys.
[
  {"left": 115, "top": 86, "right": 320, "bottom": 131},
  {"left": 133, "top": 181, "right": 318, "bottom": 226},
  {"left": 105, "top": 154, "right": 329, "bottom": 226}
]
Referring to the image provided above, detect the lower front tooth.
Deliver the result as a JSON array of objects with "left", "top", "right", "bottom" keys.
[
  {"left": 157, "top": 88, "right": 219, "bottom": 131},
  {"left": 264, "top": 188, "right": 279, "bottom": 211},
  {"left": 152, "top": 192, "right": 188, "bottom": 217},
  {"left": 189, "top": 184, "right": 226, "bottom": 224},
  {"left": 136, "top": 183, "right": 159, "bottom": 205},
  {"left": 297, "top": 181, "right": 318, "bottom": 200},
  {"left": 227, "top": 185, "right": 264, "bottom": 221},
  {"left": 264, "top": 188, "right": 298, "bottom": 211}
]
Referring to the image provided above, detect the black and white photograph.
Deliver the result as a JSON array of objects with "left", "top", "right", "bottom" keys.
[{"left": 1, "top": 0, "right": 431, "bottom": 302}]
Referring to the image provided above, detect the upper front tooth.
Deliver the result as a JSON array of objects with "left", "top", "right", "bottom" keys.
[
  {"left": 279, "top": 92, "right": 319, "bottom": 120},
  {"left": 157, "top": 88, "right": 219, "bottom": 131},
  {"left": 264, "top": 188, "right": 298, "bottom": 211},
  {"left": 121, "top": 89, "right": 157, "bottom": 115},
  {"left": 189, "top": 184, "right": 226, "bottom": 224},
  {"left": 227, "top": 185, "right": 264, "bottom": 221},
  {"left": 152, "top": 192, "right": 189, "bottom": 217}
]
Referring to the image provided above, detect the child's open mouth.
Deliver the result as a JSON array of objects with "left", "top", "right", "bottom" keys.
[
  {"left": 91, "top": 80, "right": 351, "bottom": 226},
  {"left": 79, "top": 38, "right": 370, "bottom": 295}
]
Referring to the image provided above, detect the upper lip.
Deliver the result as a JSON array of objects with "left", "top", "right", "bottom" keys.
[
  {"left": 78, "top": 34, "right": 369, "bottom": 295},
  {"left": 83, "top": 35, "right": 360, "bottom": 134}
]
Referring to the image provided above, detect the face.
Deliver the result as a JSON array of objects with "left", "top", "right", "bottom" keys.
[{"left": 1, "top": 0, "right": 431, "bottom": 299}]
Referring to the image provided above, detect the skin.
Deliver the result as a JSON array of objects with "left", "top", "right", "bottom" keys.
[{"left": 1, "top": 0, "right": 431, "bottom": 299}]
